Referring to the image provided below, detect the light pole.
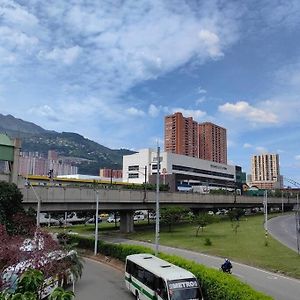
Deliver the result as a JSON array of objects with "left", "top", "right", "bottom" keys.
[
  {"left": 155, "top": 146, "right": 160, "bottom": 256},
  {"left": 281, "top": 190, "right": 284, "bottom": 214},
  {"left": 94, "top": 189, "right": 99, "bottom": 255},
  {"left": 26, "top": 181, "right": 42, "bottom": 227},
  {"left": 296, "top": 194, "right": 300, "bottom": 255},
  {"left": 263, "top": 190, "right": 268, "bottom": 244}
]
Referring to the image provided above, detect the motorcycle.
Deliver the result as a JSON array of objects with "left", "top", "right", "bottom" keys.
[{"left": 220, "top": 261, "right": 232, "bottom": 274}]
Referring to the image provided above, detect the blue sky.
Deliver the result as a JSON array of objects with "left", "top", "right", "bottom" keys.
[{"left": 1, "top": 0, "right": 300, "bottom": 184}]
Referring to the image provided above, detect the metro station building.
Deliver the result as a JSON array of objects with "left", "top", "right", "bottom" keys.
[{"left": 123, "top": 148, "right": 244, "bottom": 192}]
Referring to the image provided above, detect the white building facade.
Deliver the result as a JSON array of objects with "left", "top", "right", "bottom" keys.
[
  {"left": 123, "top": 148, "right": 238, "bottom": 192},
  {"left": 251, "top": 153, "right": 282, "bottom": 189}
]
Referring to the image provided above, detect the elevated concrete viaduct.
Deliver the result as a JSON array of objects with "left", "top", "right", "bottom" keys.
[{"left": 21, "top": 186, "right": 297, "bottom": 233}]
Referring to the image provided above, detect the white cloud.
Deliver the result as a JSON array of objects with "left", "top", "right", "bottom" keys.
[
  {"left": 28, "top": 105, "right": 60, "bottom": 122},
  {"left": 295, "top": 155, "right": 300, "bottom": 161},
  {"left": 197, "top": 87, "right": 207, "bottom": 94},
  {"left": 243, "top": 143, "right": 252, "bottom": 148},
  {"left": 261, "top": 0, "right": 300, "bottom": 29},
  {"left": 198, "top": 29, "right": 223, "bottom": 58},
  {"left": 148, "top": 104, "right": 160, "bottom": 118},
  {"left": 0, "top": 26, "right": 38, "bottom": 50},
  {"left": 0, "top": 47, "right": 16, "bottom": 64},
  {"left": 126, "top": 107, "right": 145, "bottom": 117},
  {"left": 171, "top": 108, "right": 207, "bottom": 122},
  {"left": 39, "top": 46, "right": 81, "bottom": 65},
  {"left": 255, "top": 146, "right": 268, "bottom": 153},
  {"left": 0, "top": 1, "right": 39, "bottom": 29},
  {"left": 195, "top": 97, "right": 206, "bottom": 105},
  {"left": 219, "top": 101, "right": 278, "bottom": 124}
]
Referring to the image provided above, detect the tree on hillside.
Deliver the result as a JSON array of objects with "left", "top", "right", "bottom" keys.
[
  {"left": 193, "top": 213, "right": 214, "bottom": 237},
  {"left": 160, "top": 206, "right": 188, "bottom": 232},
  {"left": 0, "top": 181, "right": 24, "bottom": 230}
]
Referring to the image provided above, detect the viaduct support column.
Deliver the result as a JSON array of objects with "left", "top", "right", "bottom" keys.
[{"left": 120, "top": 210, "right": 134, "bottom": 233}]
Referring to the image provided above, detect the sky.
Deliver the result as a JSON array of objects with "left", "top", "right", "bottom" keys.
[{"left": 0, "top": 0, "right": 300, "bottom": 185}]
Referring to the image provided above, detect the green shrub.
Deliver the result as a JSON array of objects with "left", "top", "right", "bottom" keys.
[
  {"left": 65, "top": 235, "right": 273, "bottom": 300},
  {"left": 204, "top": 237, "right": 212, "bottom": 246}
]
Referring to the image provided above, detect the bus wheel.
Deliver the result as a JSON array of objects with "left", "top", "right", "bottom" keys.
[{"left": 135, "top": 291, "right": 140, "bottom": 300}]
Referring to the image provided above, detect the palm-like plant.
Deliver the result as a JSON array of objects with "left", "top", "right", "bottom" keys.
[
  {"left": 16, "top": 269, "right": 44, "bottom": 295},
  {"left": 49, "top": 287, "right": 74, "bottom": 300},
  {"left": 11, "top": 292, "right": 37, "bottom": 300},
  {"left": 67, "top": 251, "right": 83, "bottom": 283},
  {"left": 0, "top": 291, "right": 37, "bottom": 300}
]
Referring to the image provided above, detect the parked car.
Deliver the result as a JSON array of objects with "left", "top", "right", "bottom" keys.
[
  {"left": 85, "top": 217, "right": 102, "bottom": 224},
  {"left": 107, "top": 216, "right": 120, "bottom": 223},
  {"left": 134, "top": 215, "right": 145, "bottom": 221}
]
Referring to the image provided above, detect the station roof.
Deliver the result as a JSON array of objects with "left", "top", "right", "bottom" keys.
[{"left": 0, "top": 133, "right": 13, "bottom": 147}]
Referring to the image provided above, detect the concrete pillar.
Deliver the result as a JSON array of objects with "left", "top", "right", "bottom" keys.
[
  {"left": 10, "top": 138, "right": 21, "bottom": 184},
  {"left": 120, "top": 210, "right": 134, "bottom": 233}
]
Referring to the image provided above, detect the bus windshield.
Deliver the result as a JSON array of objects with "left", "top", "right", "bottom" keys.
[{"left": 168, "top": 278, "right": 201, "bottom": 300}]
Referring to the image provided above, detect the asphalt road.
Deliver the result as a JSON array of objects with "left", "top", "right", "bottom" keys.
[
  {"left": 268, "top": 214, "right": 299, "bottom": 253},
  {"left": 74, "top": 258, "right": 133, "bottom": 300},
  {"left": 102, "top": 236, "right": 300, "bottom": 300}
]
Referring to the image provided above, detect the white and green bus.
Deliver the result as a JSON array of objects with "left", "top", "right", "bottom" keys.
[{"left": 125, "top": 253, "right": 204, "bottom": 300}]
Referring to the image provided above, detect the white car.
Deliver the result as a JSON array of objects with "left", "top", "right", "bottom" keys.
[
  {"left": 107, "top": 216, "right": 120, "bottom": 223},
  {"left": 134, "top": 214, "right": 145, "bottom": 221}
]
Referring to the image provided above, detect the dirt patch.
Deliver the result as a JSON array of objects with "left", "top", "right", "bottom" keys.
[{"left": 84, "top": 251, "right": 125, "bottom": 272}]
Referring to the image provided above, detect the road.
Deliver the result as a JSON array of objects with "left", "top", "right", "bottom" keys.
[
  {"left": 73, "top": 215, "right": 300, "bottom": 300},
  {"left": 74, "top": 258, "right": 132, "bottom": 300},
  {"left": 268, "top": 214, "right": 299, "bottom": 253},
  {"left": 102, "top": 236, "right": 300, "bottom": 300}
]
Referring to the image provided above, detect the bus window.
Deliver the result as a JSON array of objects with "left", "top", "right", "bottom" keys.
[
  {"left": 137, "top": 265, "right": 144, "bottom": 282},
  {"left": 168, "top": 278, "right": 201, "bottom": 300},
  {"left": 156, "top": 278, "right": 168, "bottom": 300},
  {"left": 144, "top": 270, "right": 155, "bottom": 290}
]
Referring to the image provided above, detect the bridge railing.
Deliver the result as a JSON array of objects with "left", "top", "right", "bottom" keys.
[{"left": 21, "top": 186, "right": 297, "bottom": 206}]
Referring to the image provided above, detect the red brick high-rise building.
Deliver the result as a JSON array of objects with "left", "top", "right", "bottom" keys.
[
  {"left": 198, "top": 122, "right": 227, "bottom": 164},
  {"left": 164, "top": 112, "right": 198, "bottom": 157},
  {"left": 164, "top": 113, "right": 227, "bottom": 164}
]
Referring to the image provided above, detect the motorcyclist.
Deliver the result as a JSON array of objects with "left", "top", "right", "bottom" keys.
[{"left": 221, "top": 258, "right": 232, "bottom": 273}]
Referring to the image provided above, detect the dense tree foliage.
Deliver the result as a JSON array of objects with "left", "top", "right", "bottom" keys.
[
  {"left": 160, "top": 206, "right": 188, "bottom": 232},
  {"left": 0, "top": 269, "right": 75, "bottom": 300},
  {"left": 193, "top": 213, "right": 214, "bottom": 237},
  {"left": 0, "top": 181, "right": 24, "bottom": 230}
]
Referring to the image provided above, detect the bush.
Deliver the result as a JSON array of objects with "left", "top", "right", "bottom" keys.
[
  {"left": 64, "top": 235, "right": 273, "bottom": 300},
  {"left": 204, "top": 237, "right": 212, "bottom": 246}
]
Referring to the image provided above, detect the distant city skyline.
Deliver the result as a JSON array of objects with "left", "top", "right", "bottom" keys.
[{"left": 0, "top": 1, "right": 299, "bottom": 184}]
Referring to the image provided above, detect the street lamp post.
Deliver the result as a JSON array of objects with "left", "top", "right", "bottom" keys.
[
  {"left": 281, "top": 190, "right": 284, "bottom": 214},
  {"left": 143, "top": 165, "right": 147, "bottom": 202},
  {"left": 155, "top": 146, "right": 160, "bottom": 256},
  {"left": 94, "top": 189, "right": 99, "bottom": 255},
  {"left": 263, "top": 190, "right": 268, "bottom": 244}
]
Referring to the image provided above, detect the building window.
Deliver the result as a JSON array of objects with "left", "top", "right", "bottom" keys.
[
  {"left": 128, "top": 173, "right": 139, "bottom": 178},
  {"left": 128, "top": 165, "right": 139, "bottom": 171}
]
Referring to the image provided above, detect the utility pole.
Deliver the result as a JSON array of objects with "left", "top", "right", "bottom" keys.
[
  {"left": 155, "top": 146, "right": 160, "bottom": 256},
  {"left": 296, "top": 194, "right": 300, "bottom": 255},
  {"left": 143, "top": 165, "right": 147, "bottom": 202},
  {"left": 281, "top": 190, "right": 284, "bottom": 214},
  {"left": 263, "top": 190, "right": 268, "bottom": 244},
  {"left": 94, "top": 189, "right": 99, "bottom": 255}
]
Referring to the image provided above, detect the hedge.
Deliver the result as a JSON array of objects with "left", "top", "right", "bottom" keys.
[{"left": 65, "top": 234, "right": 273, "bottom": 300}]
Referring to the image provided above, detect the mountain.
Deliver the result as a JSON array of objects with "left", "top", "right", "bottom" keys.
[{"left": 0, "top": 114, "right": 134, "bottom": 175}]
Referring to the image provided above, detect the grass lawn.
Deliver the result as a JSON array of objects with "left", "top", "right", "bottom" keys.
[
  {"left": 126, "top": 214, "right": 300, "bottom": 279},
  {"left": 47, "top": 214, "right": 300, "bottom": 279}
]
